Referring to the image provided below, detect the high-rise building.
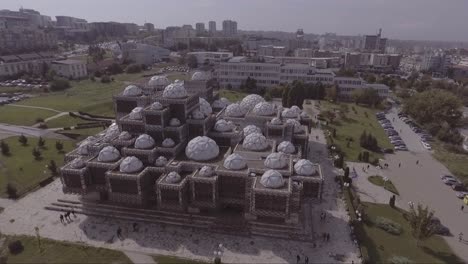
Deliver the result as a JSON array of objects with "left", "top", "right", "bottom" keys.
[
  {"left": 222, "top": 20, "right": 237, "bottom": 36},
  {"left": 208, "top": 21, "right": 216, "bottom": 33},
  {"left": 363, "top": 28, "right": 387, "bottom": 53},
  {"left": 195, "top": 22, "right": 205, "bottom": 34},
  {"left": 144, "top": 23, "right": 155, "bottom": 32}
]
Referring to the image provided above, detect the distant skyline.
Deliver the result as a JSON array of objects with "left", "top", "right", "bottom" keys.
[{"left": 2, "top": 0, "right": 468, "bottom": 42}]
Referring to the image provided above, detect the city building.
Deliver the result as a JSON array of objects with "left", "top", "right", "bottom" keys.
[
  {"left": 258, "top": 45, "right": 287, "bottom": 57},
  {"left": 144, "top": 23, "right": 155, "bottom": 32},
  {"left": 450, "top": 63, "right": 468, "bottom": 81},
  {"left": 362, "top": 28, "right": 387, "bottom": 53},
  {"left": 0, "top": 8, "right": 52, "bottom": 29},
  {"left": 0, "top": 27, "right": 58, "bottom": 55},
  {"left": 0, "top": 52, "right": 55, "bottom": 77},
  {"left": 421, "top": 52, "right": 451, "bottom": 74},
  {"left": 208, "top": 21, "right": 216, "bottom": 34},
  {"left": 60, "top": 73, "right": 321, "bottom": 235},
  {"left": 264, "top": 56, "right": 341, "bottom": 69},
  {"left": 56, "top": 16, "right": 89, "bottom": 30},
  {"left": 334, "top": 77, "right": 389, "bottom": 100},
  {"left": 222, "top": 20, "right": 237, "bottom": 36},
  {"left": 119, "top": 43, "right": 171, "bottom": 65},
  {"left": 89, "top": 22, "right": 129, "bottom": 37},
  {"left": 50, "top": 59, "right": 88, "bottom": 79},
  {"left": 344, "top": 52, "right": 401, "bottom": 72},
  {"left": 123, "top": 23, "right": 139, "bottom": 35},
  {"left": 195, "top": 22, "right": 205, "bottom": 35},
  {"left": 187, "top": 51, "right": 233, "bottom": 65}
]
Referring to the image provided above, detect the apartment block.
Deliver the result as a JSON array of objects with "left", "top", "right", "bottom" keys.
[
  {"left": 187, "top": 51, "right": 233, "bottom": 65},
  {"left": 0, "top": 52, "right": 55, "bottom": 77},
  {"left": 50, "top": 59, "right": 88, "bottom": 79}
]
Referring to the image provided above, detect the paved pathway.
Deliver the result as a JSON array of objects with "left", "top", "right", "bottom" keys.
[
  {"left": 124, "top": 251, "right": 157, "bottom": 264},
  {"left": 9, "top": 104, "right": 61, "bottom": 113},
  {"left": 346, "top": 162, "right": 394, "bottom": 204},
  {"left": 0, "top": 198, "right": 15, "bottom": 209},
  {"left": 32, "top": 112, "right": 69, "bottom": 128}
]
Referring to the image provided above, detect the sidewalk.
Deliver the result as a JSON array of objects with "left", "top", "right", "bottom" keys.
[{"left": 124, "top": 251, "right": 157, "bottom": 264}]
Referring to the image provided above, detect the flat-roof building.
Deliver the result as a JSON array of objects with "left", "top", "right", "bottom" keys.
[{"left": 51, "top": 59, "right": 88, "bottom": 79}]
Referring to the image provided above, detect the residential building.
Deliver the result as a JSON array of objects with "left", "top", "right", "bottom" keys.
[
  {"left": 50, "top": 59, "right": 88, "bottom": 79},
  {"left": 0, "top": 27, "right": 58, "bottom": 55},
  {"left": 56, "top": 16, "right": 89, "bottom": 30},
  {"left": 294, "top": 49, "right": 341, "bottom": 58},
  {"left": 120, "top": 43, "right": 170, "bottom": 65},
  {"left": 89, "top": 22, "right": 128, "bottom": 37},
  {"left": 222, "top": 20, "right": 237, "bottom": 36},
  {"left": 195, "top": 22, "right": 205, "bottom": 34},
  {"left": 264, "top": 56, "right": 341, "bottom": 69},
  {"left": 450, "top": 63, "right": 468, "bottom": 81},
  {"left": 123, "top": 23, "right": 139, "bottom": 35},
  {"left": 208, "top": 21, "right": 216, "bottom": 34},
  {"left": 421, "top": 52, "right": 451, "bottom": 74},
  {"left": 363, "top": 28, "right": 387, "bottom": 53},
  {"left": 258, "top": 45, "right": 287, "bottom": 57},
  {"left": 344, "top": 52, "right": 401, "bottom": 71},
  {"left": 144, "top": 23, "right": 155, "bottom": 32},
  {"left": 187, "top": 51, "right": 233, "bottom": 65},
  {"left": 334, "top": 77, "right": 389, "bottom": 100},
  {"left": 0, "top": 52, "right": 55, "bottom": 77}
]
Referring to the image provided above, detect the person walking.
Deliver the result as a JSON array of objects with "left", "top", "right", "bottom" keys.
[
  {"left": 326, "top": 233, "right": 330, "bottom": 242},
  {"left": 461, "top": 205, "right": 465, "bottom": 211},
  {"left": 71, "top": 208, "right": 76, "bottom": 217},
  {"left": 305, "top": 256, "right": 309, "bottom": 264},
  {"left": 459, "top": 232, "right": 464, "bottom": 242},
  {"left": 398, "top": 163, "right": 401, "bottom": 168},
  {"left": 132, "top": 222, "right": 139, "bottom": 232},
  {"left": 117, "top": 227, "right": 123, "bottom": 240},
  {"left": 416, "top": 160, "right": 419, "bottom": 165},
  {"left": 296, "top": 255, "right": 300, "bottom": 264},
  {"left": 59, "top": 214, "right": 64, "bottom": 224}
]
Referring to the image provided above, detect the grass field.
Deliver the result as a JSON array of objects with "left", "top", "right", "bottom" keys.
[
  {"left": 46, "top": 115, "right": 83, "bottom": 128},
  {"left": 0, "top": 105, "right": 57, "bottom": 126},
  {"left": 361, "top": 203, "right": 460, "bottom": 263},
  {"left": 368, "top": 175, "right": 399, "bottom": 195},
  {"left": 152, "top": 255, "right": 207, "bottom": 264},
  {"left": 1, "top": 235, "right": 130, "bottom": 264},
  {"left": 319, "top": 101, "right": 393, "bottom": 162},
  {"left": 218, "top": 89, "right": 248, "bottom": 102},
  {"left": 432, "top": 141, "right": 468, "bottom": 185},
  {"left": 0, "top": 136, "right": 74, "bottom": 198}
]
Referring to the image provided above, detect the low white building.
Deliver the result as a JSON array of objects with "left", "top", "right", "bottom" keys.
[
  {"left": 50, "top": 59, "right": 88, "bottom": 79},
  {"left": 334, "top": 76, "right": 389, "bottom": 100},
  {"left": 187, "top": 51, "right": 233, "bottom": 65},
  {"left": 120, "top": 43, "right": 171, "bottom": 66},
  {"left": 0, "top": 52, "right": 55, "bottom": 77}
]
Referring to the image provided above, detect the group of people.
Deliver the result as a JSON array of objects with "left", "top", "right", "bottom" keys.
[
  {"left": 321, "top": 232, "right": 331, "bottom": 242},
  {"left": 296, "top": 254, "right": 309, "bottom": 264},
  {"left": 59, "top": 208, "right": 76, "bottom": 224}
]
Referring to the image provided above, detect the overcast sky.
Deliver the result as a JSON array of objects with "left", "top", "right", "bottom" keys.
[{"left": 3, "top": 0, "right": 468, "bottom": 42}]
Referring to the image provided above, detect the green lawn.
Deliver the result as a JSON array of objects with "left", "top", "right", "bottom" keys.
[
  {"left": 46, "top": 115, "right": 83, "bottom": 128},
  {"left": 361, "top": 203, "right": 460, "bottom": 263},
  {"left": 218, "top": 89, "right": 248, "bottom": 103},
  {"left": 0, "top": 105, "right": 57, "bottom": 126},
  {"left": 0, "top": 136, "right": 74, "bottom": 198},
  {"left": 319, "top": 101, "right": 393, "bottom": 162},
  {"left": 1, "top": 235, "right": 130, "bottom": 263},
  {"left": 432, "top": 141, "right": 468, "bottom": 185},
  {"left": 368, "top": 175, "right": 399, "bottom": 195}
]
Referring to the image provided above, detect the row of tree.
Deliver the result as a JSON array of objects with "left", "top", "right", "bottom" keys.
[
  {"left": 359, "top": 131, "right": 380, "bottom": 152},
  {"left": 281, "top": 81, "right": 327, "bottom": 108}
]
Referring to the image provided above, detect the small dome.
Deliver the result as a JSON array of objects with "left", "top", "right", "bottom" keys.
[
  {"left": 122, "top": 85, "right": 142, "bottom": 96},
  {"left": 129, "top": 107, "right": 143, "bottom": 120},
  {"left": 70, "top": 158, "right": 86, "bottom": 169},
  {"left": 243, "top": 125, "right": 262, "bottom": 137},
  {"left": 223, "top": 153, "right": 247, "bottom": 170},
  {"left": 162, "top": 80, "right": 187, "bottom": 99},
  {"left": 97, "top": 146, "right": 120, "bottom": 162},
  {"left": 199, "top": 97, "right": 213, "bottom": 116},
  {"left": 169, "top": 118, "right": 181, "bottom": 127},
  {"left": 134, "top": 134, "right": 155, "bottom": 149},
  {"left": 212, "top": 97, "right": 231, "bottom": 108},
  {"left": 162, "top": 138, "right": 176, "bottom": 148},
  {"left": 252, "top": 102, "right": 276, "bottom": 116},
  {"left": 119, "top": 156, "right": 144, "bottom": 173},
  {"left": 118, "top": 131, "right": 132, "bottom": 140},
  {"left": 225, "top": 103, "right": 245, "bottom": 117},
  {"left": 243, "top": 132, "right": 268, "bottom": 151},
  {"left": 77, "top": 145, "right": 89, "bottom": 155},
  {"left": 148, "top": 76, "right": 169, "bottom": 89},
  {"left": 277, "top": 141, "right": 295, "bottom": 154},
  {"left": 104, "top": 123, "right": 120, "bottom": 139},
  {"left": 264, "top": 152, "right": 288, "bottom": 169},
  {"left": 155, "top": 156, "right": 168, "bottom": 167},
  {"left": 282, "top": 108, "right": 299, "bottom": 118},
  {"left": 286, "top": 119, "right": 304, "bottom": 134},
  {"left": 214, "top": 119, "right": 234, "bottom": 132},
  {"left": 191, "top": 109, "right": 205, "bottom": 120},
  {"left": 270, "top": 117, "right": 282, "bottom": 125},
  {"left": 294, "top": 159, "right": 316, "bottom": 176},
  {"left": 165, "top": 171, "right": 181, "bottom": 184},
  {"left": 150, "top": 102, "right": 164, "bottom": 110},
  {"left": 185, "top": 136, "right": 220, "bottom": 161},
  {"left": 191, "top": 71, "right": 211, "bottom": 81},
  {"left": 300, "top": 111, "right": 310, "bottom": 119},
  {"left": 199, "top": 166, "right": 215, "bottom": 177},
  {"left": 290, "top": 105, "right": 301, "bottom": 114},
  {"left": 240, "top": 94, "right": 265, "bottom": 112},
  {"left": 260, "top": 170, "right": 284, "bottom": 189}
]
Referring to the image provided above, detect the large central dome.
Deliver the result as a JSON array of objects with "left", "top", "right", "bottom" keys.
[
  {"left": 185, "top": 136, "right": 220, "bottom": 161},
  {"left": 162, "top": 80, "right": 188, "bottom": 99},
  {"left": 243, "top": 132, "right": 268, "bottom": 151},
  {"left": 252, "top": 102, "right": 276, "bottom": 116},
  {"left": 240, "top": 94, "right": 265, "bottom": 112},
  {"left": 122, "top": 85, "right": 142, "bottom": 96},
  {"left": 225, "top": 103, "right": 245, "bottom": 117}
]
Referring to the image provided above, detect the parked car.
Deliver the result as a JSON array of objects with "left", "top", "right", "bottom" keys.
[
  {"left": 421, "top": 141, "right": 432, "bottom": 150},
  {"left": 443, "top": 178, "right": 460, "bottom": 186},
  {"left": 440, "top": 175, "right": 457, "bottom": 181},
  {"left": 451, "top": 183, "right": 465, "bottom": 191},
  {"left": 394, "top": 146, "right": 408, "bottom": 151},
  {"left": 456, "top": 192, "right": 468, "bottom": 199}
]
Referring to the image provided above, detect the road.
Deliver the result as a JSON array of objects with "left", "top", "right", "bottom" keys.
[{"left": 382, "top": 107, "right": 468, "bottom": 261}]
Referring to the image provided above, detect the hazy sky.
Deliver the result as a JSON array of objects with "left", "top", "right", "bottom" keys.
[{"left": 3, "top": 0, "right": 468, "bottom": 42}]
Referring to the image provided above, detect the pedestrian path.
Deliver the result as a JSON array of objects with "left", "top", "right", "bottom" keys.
[{"left": 124, "top": 251, "right": 157, "bottom": 264}]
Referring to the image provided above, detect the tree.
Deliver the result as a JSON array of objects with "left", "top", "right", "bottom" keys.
[
  {"left": 187, "top": 55, "right": 198, "bottom": 69},
  {"left": 48, "top": 160, "right": 58, "bottom": 176},
  {"left": 125, "top": 63, "right": 142, "bottom": 73},
  {"left": 352, "top": 88, "right": 382, "bottom": 106},
  {"left": 32, "top": 148, "right": 42, "bottom": 160},
  {"left": 1, "top": 140, "right": 10, "bottom": 156},
  {"left": 100, "top": 74, "right": 111, "bottom": 83},
  {"left": 325, "top": 85, "right": 338, "bottom": 101},
  {"left": 37, "top": 137, "right": 45, "bottom": 148},
  {"left": 18, "top": 134, "right": 28, "bottom": 146},
  {"left": 106, "top": 63, "right": 123, "bottom": 75},
  {"left": 6, "top": 183, "right": 18, "bottom": 199},
  {"left": 49, "top": 78, "right": 71, "bottom": 91},
  {"left": 88, "top": 45, "right": 105, "bottom": 66},
  {"left": 55, "top": 141, "right": 64, "bottom": 152},
  {"left": 408, "top": 203, "right": 436, "bottom": 246},
  {"left": 281, "top": 86, "right": 289, "bottom": 107}
]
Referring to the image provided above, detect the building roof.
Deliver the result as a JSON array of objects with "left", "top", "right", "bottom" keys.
[
  {"left": 52, "top": 59, "right": 85, "bottom": 65},
  {"left": 228, "top": 56, "right": 247, "bottom": 63}
]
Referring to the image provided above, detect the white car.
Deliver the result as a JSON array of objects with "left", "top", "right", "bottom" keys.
[{"left": 421, "top": 141, "right": 432, "bottom": 150}]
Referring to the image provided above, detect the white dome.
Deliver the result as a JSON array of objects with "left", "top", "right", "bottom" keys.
[
  {"left": 199, "top": 97, "right": 213, "bottom": 116},
  {"left": 191, "top": 109, "right": 205, "bottom": 120},
  {"left": 134, "top": 134, "right": 155, "bottom": 149},
  {"left": 223, "top": 153, "right": 247, "bottom": 170},
  {"left": 129, "top": 107, "right": 143, "bottom": 120},
  {"left": 165, "top": 171, "right": 181, "bottom": 183},
  {"left": 225, "top": 103, "right": 246, "bottom": 117},
  {"left": 277, "top": 141, "right": 296, "bottom": 154},
  {"left": 282, "top": 108, "right": 299, "bottom": 118},
  {"left": 122, "top": 85, "right": 142, "bottom": 96},
  {"left": 214, "top": 119, "right": 234, "bottom": 132},
  {"left": 119, "top": 156, "right": 144, "bottom": 173},
  {"left": 212, "top": 97, "right": 231, "bottom": 109},
  {"left": 243, "top": 125, "right": 262, "bottom": 137},
  {"left": 264, "top": 152, "right": 288, "bottom": 169},
  {"left": 199, "top": 166, "right": 215, "bottom": 177},
  {"left": 118, "top": 131, "right": 132, "bottom": 140},
  {"left": 169, "top": 118, "right": 181, "bottom": 127},
  {"left": 300, "top": 111, "right": 310, "bottom": 119},
  {"left": 185, "top": 136, "right": 220, "bottom": 161},
  {"left": 191, "top": 71, "right": 211, "bottom": 81},
  {"left": 294, "top": 159, "right": 316, "bottom": 176},
  {"left": 270, "top": 117, "right": 282, "bottom": 125},
  {"left": 97, "top": 146, "right": 120, "bottom": 162},
  {"left": 162, "top": 138, "right": 176, "bottom": 148},
  {"left": 155, "top": 156, "right": 168, "bottom": 167},
  {"left": 240, "top": 94, "right": 265, "bottom": 112},
  {"left": 260, "top": 170, "right": 284, "bottom": 189},
  {"left": 286, "top": 119, "right": 304, "bottom": 133},
  {"left": 150, "top": 102, "right": 164, "bottom": 110},
  {"left": 290, "top": 105, "right": 301, "bottom": 114},
  {"left": 70, "top": 158, "right": 86, "bottom": 169},
  {"left": 162, "top": 80, "right": 187, "bottom": 99},
  {"left": 104, "top": 123, "right": 120, "bottom": 139},
  {"left": 148, "top": 76, "right": 169, "bottom": 89},
  {"left": 252, "top": 102, "right": 276, "bottom": 116},
  {"left": 77, "top": 145, "right": 89, "bottom": 155},
  {"left": 243, "top": 132, "right": 268, "bottom": 151}
]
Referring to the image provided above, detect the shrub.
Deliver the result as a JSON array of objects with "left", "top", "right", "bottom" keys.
[
  {"left": 37, "top": 136, "right": 45, "bottom": 148},
  {"left": 18, "top": 135, "right": 28, "bottom": 146},
  {"left": 38, "top": 123, "right": 48, "bottom": 129},
  {"left": 125, "top": 63, "right": 142, "bottom": 73},
  {"left": 1, "top": 140, "right": 10, "bottom": 156},
  {"left": 106, "top": 63, "right": 123, "bottom": 75},
  {"left": 93, "top": 70, "right": 102, "bottom": 78},
  {"left": 49, "top": 78, "right": 70, "bottom": 91},
  {"left": 6, "top": 183, "right": 17, "bottom": 199},
  {"left": 35, "top": 117, "right": 45, "bottom": 123},
  {"left": 100, "top": 74, "right": 111, "bottom": 83},
  {"left": 55, "top": 141, "right": 64, "bottom": 152},
  {"left": 375, "top": 216, "right": 402, "bottom": 235},
  {"left": 32, "top": 147, "right": 42, "bottom": 160},
  {"left": 8, "top": 240, "right": 24, "bottom": 255},
  {"left": 388, "top": 255, "right": 413, "bottom": 264}
]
